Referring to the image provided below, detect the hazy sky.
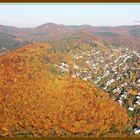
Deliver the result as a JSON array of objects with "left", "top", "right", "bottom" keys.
[{"left": 0, "top": 3, "right": 140, "bottom": 28}]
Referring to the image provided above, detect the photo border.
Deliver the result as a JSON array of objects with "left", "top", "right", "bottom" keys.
[
  {"left": 0, "top": 0, "right": 140, "bottom": 140},
  {"left": 0, "top": 0, "right": 140, "bottom": 2}
]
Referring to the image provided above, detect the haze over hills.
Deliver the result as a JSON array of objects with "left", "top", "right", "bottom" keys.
[{"left": 0, "top": 23, "right": 140, "bottom": 52}]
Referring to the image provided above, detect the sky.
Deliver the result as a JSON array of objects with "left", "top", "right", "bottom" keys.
[{"left": 0, "top": 3, "right": 140, "bottom": 28}]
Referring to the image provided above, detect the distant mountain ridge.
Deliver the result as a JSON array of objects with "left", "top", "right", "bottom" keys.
[
  {"left": 0, "top": 23, "right": 140, "bottom": 36},
  {"left": 0, "top": 23, "right": 140, "bottom": 51}
]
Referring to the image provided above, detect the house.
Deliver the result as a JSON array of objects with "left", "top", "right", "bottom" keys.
[
  {"left": 103, "top": 86, "right": 107, "bottom": 90},
  {"left": 137, "top": 79, "right": 140, "bottom": 83},
  {"left": 133, "top": 126, "right": 140, "bottom": 134},
  {"left": 105, "top": 64, "right": 109, "bottom": 68},
  {"left": 83, "top": 77, "right": 88, "bottom": 81},
  {"left": 135, "top": 100, "right": 140, "bottom": 105},
  {"left": 118, "top": 99, "right": 123, "bottom": 105},
  {"left": 121, "top": 94, "right": 127, "bottom": 98},
  {"left": 61, "top": 62, "right": 69, "bottom": 68},
  {"left": 122, "top": 82, "right": 128, "bottom": 87},
  {"left": 60, "top": 62, "right": 69, "bottom": 72},
  {"left": 112, "top": 88, "right": 118, "bottom": 93},
  {"left": 136, "top": 96, "right": 140, "bottom": 99},
  {"left": 106, "top": 81, "right": 111, "bottom": 86},
  {"left": 117, "top": 87, "right": 121, "bottom": 93},
  {"left": 128, "top": 107, "right": 135, "bottom": 111},
  {"left": 110, "top": 79, "right": 115, "bottom": 83},
  {"left": 76, "top": 56, "right": 79, "bottom": 59},
  {"left": 124, "top": 91, "right": 129, "bottom": 96},
  {"left": 119, "top": 63, "right": 123, "bottom": 66},
  {"left": 115, "top": 72, "right": 118, "bottom": 74},
  {"left": 116, "top": 76, "right": 121, "bottom": 80},
  {"left": 60, "top": 66, "right": 69, "bottom": 72},
  {"left": 86, "top": 61, "right": 90, "bottom": 64},
  {"left": 112, "top": 66, "right": 117, "bottom": 72}
]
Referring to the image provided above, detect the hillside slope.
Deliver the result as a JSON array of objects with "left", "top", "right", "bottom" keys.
[
  {"left": 0, "top": 32, "right": 30, "bottom": 51},
  {"left": 0, "top": 42, "right": 129, "bottom": 137}
]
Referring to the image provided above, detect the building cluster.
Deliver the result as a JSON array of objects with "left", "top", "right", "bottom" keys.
[{"left": 59, "top": 44, "right": 140, "bottom": 134}]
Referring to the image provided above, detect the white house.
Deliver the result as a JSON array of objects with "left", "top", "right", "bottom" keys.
[
  {"left": 137, "top": 79, "right": 140, "bottom": 83},
  {"left": 135, "top": 100, "right": 140, "bottom": 105},
  {"left": 133, "top": 127, "right": 140, "bottom": 134},
  {"left": 118, "top": 99, "right": 123, "bottom": 105},
  {"left": 136, "top": 96, "right": 140, "bottom": 99},
  {"left": 86, "top": 61, "right": 90, "bottom": 64},
  {"left": 128, "top": 107, "right": 135, "bottom": 111}
]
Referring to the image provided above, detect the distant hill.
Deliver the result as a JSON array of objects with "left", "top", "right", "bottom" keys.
[
  {"left": 0, "top": 23, "right": 140, "bottom": 51},
  {"left": 92, "top": 31, "right": 120, "bottom": 37},
  {"left": 0, "top": 42, "right": 129, "bottom": 137},
  {"left": 0, "top": 32, "right": 30, "bottom": 51},
  {"left": 130, "top": 27, "right": 140, "bottom": 37}
]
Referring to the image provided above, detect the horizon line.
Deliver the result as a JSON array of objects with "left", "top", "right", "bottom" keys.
[{"left": 0, "top": 22, "right": 140, "bottom": 29}]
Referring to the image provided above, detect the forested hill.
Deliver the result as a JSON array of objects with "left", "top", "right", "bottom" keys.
[{"left": 0, "top": 42, "right": 130, "bottom": 137}]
